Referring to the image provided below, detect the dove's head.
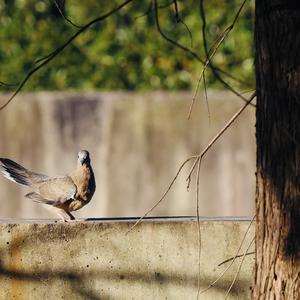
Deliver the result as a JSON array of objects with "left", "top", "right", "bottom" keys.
[{"left": 78, "top": 150, "right": 90, "bottom": 165}]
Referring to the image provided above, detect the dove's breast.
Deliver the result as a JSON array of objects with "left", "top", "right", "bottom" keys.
[{"left": 70, "top": 164, "right": 96, "bottom": 211}]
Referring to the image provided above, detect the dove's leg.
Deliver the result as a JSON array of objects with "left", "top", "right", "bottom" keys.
[
  {"left": 59, "top": 210, "right": 75, "bottom": 222},
  {"left": 65, "top": 211, "right": 76, "bottom": 221},
  {"left": 47, "top": 206, "right": 75, "bottom": 222}
]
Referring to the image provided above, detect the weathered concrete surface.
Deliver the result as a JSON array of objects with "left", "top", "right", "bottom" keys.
[
  {"left": 0, "top": 92, "right": 255, "bottom": 219},
  {"left": 0, "top": 218, "right": 254, "bottom": 299}
]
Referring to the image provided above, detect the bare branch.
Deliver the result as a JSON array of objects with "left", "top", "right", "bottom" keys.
[
  {"left": 173, "top": 0, "right": 193, "bottom": 48},
  {"left": 153, "top": 0, "right": 204, "bottom": 63},
  {"left": 125, "top": 156, "right": 198, "bottom": 234},
  {"left": 224, "top": 236, "right": 255, "bottom": 299},
  {"left": 203, "top": 72, "right": 211, "bottom": 126},
  {"left": 0, "top": 81, "right": 18, "bottom": 87},
  {"left": 134, "top": 91, "right": 255, "bottom": 234},
  {"left": 54, "top": 0, "right": 82, "bottom": 28},
  {"left": 0, "top": 0, "right": 134, "bottom": 112},
  {"left": 198, "top": 0, "right": 255, "bottom": 109},
  {"left": 218, "top": 251, "right": 255, "bottom": 267},
  {"left": 188, "top": 27, "right": 234, "bottom": 118},
  {"left": 153, "top": 0, "right": 246, "bottom": 86},
  {"left": 186, "top": 91, "right": 256, "bottom": 183},
  {"left": 200, "top": 214, "right": 255, "bottom": 294},
  {"left": 196, "top": 157, "right": 203, "bottom": 300},
  {"left": 127, "top": 92, "right": 255, "bottom": 235},
  {"left": 135, "top": 0, "right": 173, "bottom": 20},
  {"left": 189, "top": 0, "right": 250, "bottom": 118},
  {"left": 178, "top": 19, "right": 193, "bottom": 48}
]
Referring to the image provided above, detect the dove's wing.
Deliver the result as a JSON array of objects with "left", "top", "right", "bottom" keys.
[{"left": 29, "top": 176, "right": 77, "bottom": 205}]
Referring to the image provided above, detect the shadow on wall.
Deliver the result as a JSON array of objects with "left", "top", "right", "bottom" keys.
[
  {"left": 0, "top": 265, "right": 247, "bottom": 300},
  {"left": 0, "top": 91, "right": 256, "bottom": 219},
  {"left": 0, "top": 221, "right": 254, "bottom": 299},
  {"left": 0, "top": 254, "right": 245, "bottom": 300}
]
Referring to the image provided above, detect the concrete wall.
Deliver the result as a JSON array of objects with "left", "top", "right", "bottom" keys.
[
  {"left": 0, "top": 218, "right": 255, "bottom": 299},
  {"left": 0, "top": 92, "right": 255, "bottom": 219}
]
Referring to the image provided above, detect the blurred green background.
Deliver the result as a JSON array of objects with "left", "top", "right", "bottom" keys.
[{"left": 0, "top": 0, "right": 254, "bottom": 91}]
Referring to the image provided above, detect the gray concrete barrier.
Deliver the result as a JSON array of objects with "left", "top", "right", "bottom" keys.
[
  {"left": 0, "top": 92, "right": 255, "bottom": 219},
  {"left": 0, "top": 218, "right": 254, "bottom": 299}
]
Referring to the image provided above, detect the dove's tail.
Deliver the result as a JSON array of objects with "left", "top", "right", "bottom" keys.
[
  {"left": 0, "top": 158, "right": 31, "bottom": 186},
  {"left": 0, "top": 158, "right": 49, "bottom": 186}
]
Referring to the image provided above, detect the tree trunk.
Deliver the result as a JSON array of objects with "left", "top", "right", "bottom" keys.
[{"left": 253, "top": 1, "right": 300, "bottom": 298}]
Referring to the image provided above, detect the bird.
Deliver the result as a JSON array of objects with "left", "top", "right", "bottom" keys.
[{"left": 0, "top": 150, "right": 96, "bottom": 221}]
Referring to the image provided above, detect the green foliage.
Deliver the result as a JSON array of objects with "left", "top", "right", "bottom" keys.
[{"left": 0, "top": 0, "right": 255, "bottom": 91}]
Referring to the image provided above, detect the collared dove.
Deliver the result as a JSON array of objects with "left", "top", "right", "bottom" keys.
[{"left": 0, "top": 150, "right": 96, "bottom": 221}]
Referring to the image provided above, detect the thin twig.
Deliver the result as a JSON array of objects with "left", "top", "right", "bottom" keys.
[
  {"left": 173, "top": 0, "right": 179, "bottom": 19},
  {"left": 186, "top": 91, "right": 256, "bottom": 184},
  {"left": 240, "top": 88, "right": 256, "bottom": 94},
  {"left": 0, "top": 81, "right": 18, "bottom": 87},
  {"left": 54, "top": 0, "right": 82, "bottom": 28},
  {"left": 199, "top": 0, "right": 208, "bottom": 59},
  {"left": 153, "top": 0, "right": 246, "bottom": 86},
  {"left": 199, "top": 214, "right": 255, "bottom": 294},
  {"left": 173, "top": 0, "right": 193, "bottom": 48},
  {"left": 198, "top": 0, "right": 255, "bottom": 109},
  {"left": 224, "top": 236, "right": 255, "bottom": 299},
  {"left": 218, "top": 251, "right": 255, "bottom": 267},
  {"left": 0, "top": 0, "right": 133, "bottom": 112},
  {"left": 196, "top": 157, "right": 203, "bottom": 300},
  {"left": 188, "top": 27, "right": 231, "bottom": 119},
  {"left": 153, "top": 0, "right": 204, "bottom": 63},
  {"left": 188, "top": 0, "right": 249, "bottom": 119},
  {"left": 34, "top": 47, "right": 61, "bottom": 65},
  {"left": 126, "top": 156, "right": 198, "bottom": 234},
  {"left": 135, "top": 0, "right": 173, "bottom": 20},
  {"left": 179, "top": 20, "right": 193, "bottom": 48},
  {"left": 202, "top": 72, "right": 211, "bottom": 126}
]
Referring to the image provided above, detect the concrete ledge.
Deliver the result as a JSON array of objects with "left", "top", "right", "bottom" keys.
[
  {"left": 0, "top": 216, "right": 253, "bottom": 223},
  {"left": 0, "top": 218, "right": 254, "bottom": 299}
]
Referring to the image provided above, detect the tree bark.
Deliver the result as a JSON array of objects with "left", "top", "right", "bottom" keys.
[{"left": 253, "top": 1, "right": 300, "bottom": 298}]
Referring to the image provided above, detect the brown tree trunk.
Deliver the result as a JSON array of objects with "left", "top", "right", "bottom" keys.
[{"left": 253, "top": 1, "right": 300, "bottom": 299}]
